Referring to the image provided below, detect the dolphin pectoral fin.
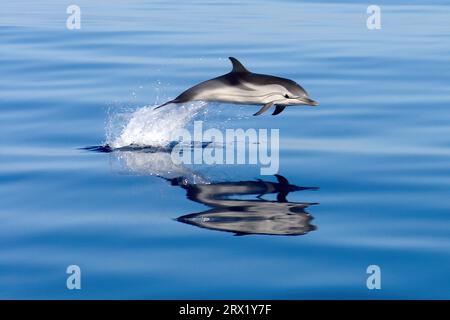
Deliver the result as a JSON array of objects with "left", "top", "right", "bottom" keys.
[
  {"left": 272, "top": 105, "right": 286, "bottom": 116},
  {"left": 253, "top": 102, "right": 273, "bottom": 116}
]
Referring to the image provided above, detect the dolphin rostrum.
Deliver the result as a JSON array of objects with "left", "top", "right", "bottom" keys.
[{"left": 155, "top": 57, "right": 318, "bottom": 116}]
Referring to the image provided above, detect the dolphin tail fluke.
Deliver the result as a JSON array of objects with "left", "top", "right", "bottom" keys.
[
  {"left": 253, "top": 102, "right": 273, "bottom": 116},
  {"left": 153, "top": 99, "right": 178, "bottom": 110}
]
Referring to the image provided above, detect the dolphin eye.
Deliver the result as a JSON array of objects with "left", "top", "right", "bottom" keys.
[{"left": 284, "top": 94, "right": 290, "bottom": 98}]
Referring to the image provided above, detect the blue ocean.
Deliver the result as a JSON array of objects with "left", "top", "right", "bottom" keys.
[{"left": 1, "top": 0, "right": 450, "bottom": 299}]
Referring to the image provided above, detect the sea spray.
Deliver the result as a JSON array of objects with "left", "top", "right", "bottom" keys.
[
  {"left": 107, "top": 102, "right": 208, "bottom": 149},
  {"left": 104, "top": 100, "right": 263, "bottom": 180},
  {"left": 106, "top": 101, "right": 250, "bottom": 149}
]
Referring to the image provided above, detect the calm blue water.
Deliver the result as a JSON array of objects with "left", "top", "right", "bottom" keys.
[{"left": 1, "top": 0, "right": 450, "bottom": 299}]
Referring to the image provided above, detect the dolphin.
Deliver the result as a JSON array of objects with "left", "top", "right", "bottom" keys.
[
  {"left": 170, "top": 174, "right": 318, "bottom": 203},
  {"left": 154, "top": 57, "right": 318, "bottom": 116},
  {"left": 173, "top": 175, "right": 319, "bottom": 236},
  {"left": 176, "top": 203, "right": 316, "bottom": 236}
]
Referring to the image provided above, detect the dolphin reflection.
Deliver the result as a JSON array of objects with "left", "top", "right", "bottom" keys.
[
  {"left": 168, "top": 175, "right": 319, "bottom": 236},
  {"left": 84, "top": 147, "right": 320, "bottom": 236}
]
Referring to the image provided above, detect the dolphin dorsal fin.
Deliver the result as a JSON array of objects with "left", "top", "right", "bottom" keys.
[
  {"left": 275, "top": 174, "right": 289, "bottom": 186},
  {"left": 229, "top": 57, "right": 250, "bottom": 73}
]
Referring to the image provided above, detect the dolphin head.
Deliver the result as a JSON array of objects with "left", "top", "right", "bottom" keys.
[{"left": 277, "top": 79, "right": 318, "bottom": 107}]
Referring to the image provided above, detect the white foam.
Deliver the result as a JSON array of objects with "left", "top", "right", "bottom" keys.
[{"left": 108, "top": 101, "right": 207, "bottom": 149}]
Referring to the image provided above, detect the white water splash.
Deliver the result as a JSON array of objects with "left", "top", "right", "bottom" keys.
[{"left": 107, "top": 101, "right": 208, "bottom": 149}]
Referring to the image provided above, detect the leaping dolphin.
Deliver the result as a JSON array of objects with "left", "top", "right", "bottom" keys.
[{"left": 155, "top": 57, "right": 318, "bottom": 116}]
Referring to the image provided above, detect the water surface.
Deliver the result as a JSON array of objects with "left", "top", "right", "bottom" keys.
[{"left": 1, "top": 0, "right": 450, "bottom": 299}]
